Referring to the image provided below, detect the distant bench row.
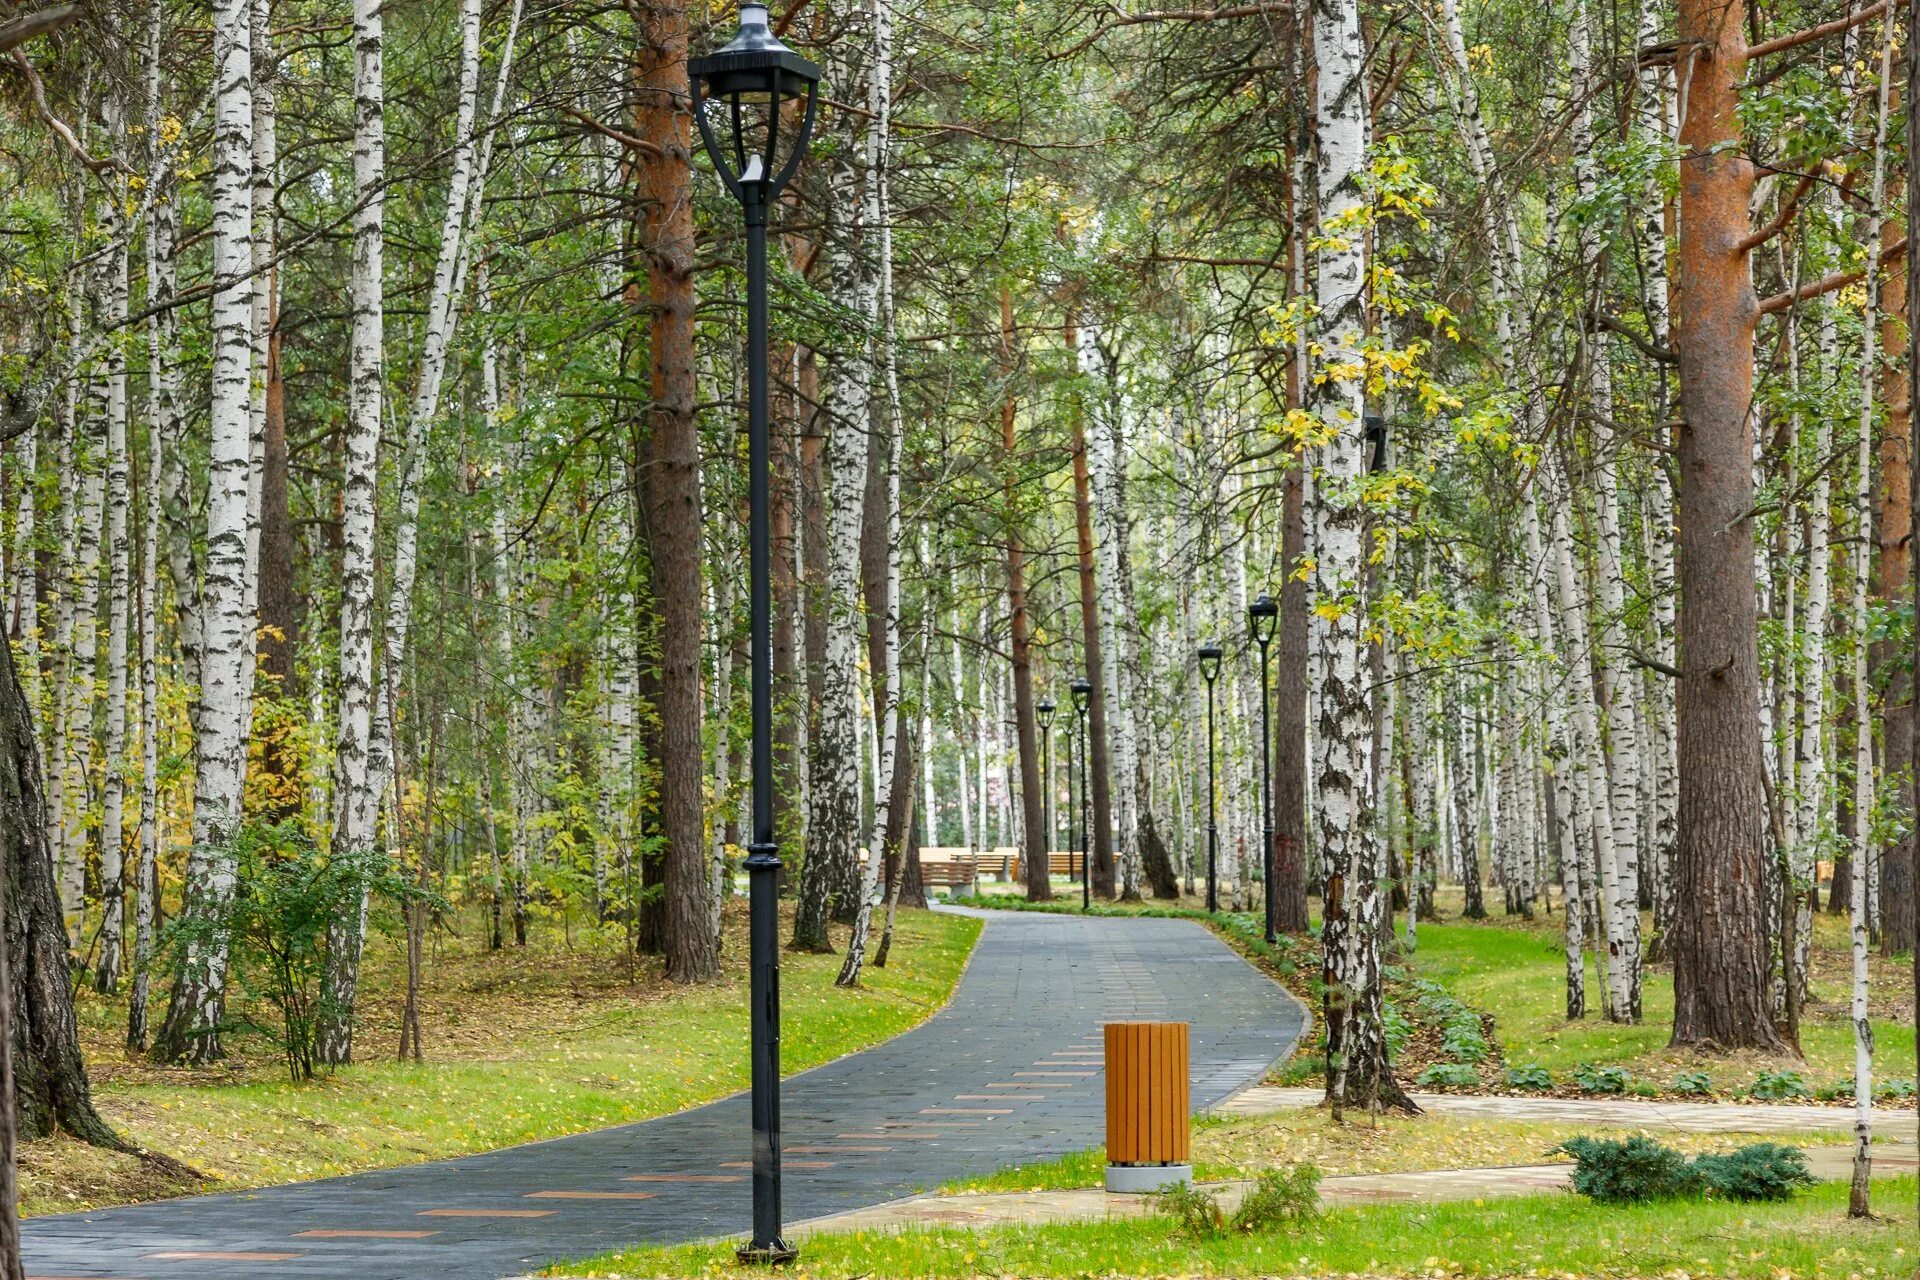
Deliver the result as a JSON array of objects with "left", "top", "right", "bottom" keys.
[{"left": 915, "top": 848, "right": 1093, "bottom": 888}]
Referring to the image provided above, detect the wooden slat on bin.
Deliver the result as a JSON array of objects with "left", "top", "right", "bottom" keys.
[{"left": 1104, "top": 1021, "right": 1189, "bottom": 1167}]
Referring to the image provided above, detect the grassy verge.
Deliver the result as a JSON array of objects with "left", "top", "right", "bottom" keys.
[
  {"left": 34, "top": 905, "right": 979, "bottom": 1217},
  {"left": 941, "top": 1107, "right": 1852, "bottom": 1193},
  {"left": 1414, "top": 907, "right": 1918, "bottom": 1092},
  {"left": 551, "top": 1173, "right": 1919, "bottom": 1278}
]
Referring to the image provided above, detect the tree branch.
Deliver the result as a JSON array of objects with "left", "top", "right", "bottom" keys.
[
  {"left": 1734, "top": 171, "right": 1815, "bottom": 255},
  {"left": 1757, "top": 236, "right": 1907, "bottom": 314},
  {"left": 1747, "top": 0, "right": 1897, "bottom": 59},
  {"left": 5, "top": 49, "right": 136, "bottom": 176},
  {"left": 1050, "top": 3, "right": 1294, "bottom": 60},
  {"left": 0, "top": 3, "right": 78, "bottom": 53},
  {"left": 1627, "top": 647, "right": 1683, "bottom": 680}
]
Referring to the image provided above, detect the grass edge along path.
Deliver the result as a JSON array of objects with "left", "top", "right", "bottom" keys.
[
  {"left": 549, "top": 1172, "right": 1919, "bottom": 1279},
  {"left": 26, "top": 909, "right": 982, "bottom": 1217}
]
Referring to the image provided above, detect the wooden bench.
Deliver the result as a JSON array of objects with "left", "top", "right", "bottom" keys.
[
  {"left": 976, "top": 847, "right": 1021, "bottom": 881},
  {"left": 1047, "top": 851, "right": 1090, "bottom": 877},
  {"left": 917, "top": 852, "right": 979, "bottom": 890}
]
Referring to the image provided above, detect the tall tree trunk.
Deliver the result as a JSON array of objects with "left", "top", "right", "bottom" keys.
[
  {"left": 1065, "top": 308, "right": 1115, "bottom": 897},
  {"left": 93, "top": 138, "right": 132, "bottom": 994},
  {"left": 1669, "top": 0, "right": 1783, "bottom": 1052},
  {"left": 633, "top": 0, "right": 717, "bottom": 983},
  {"left": 1878, "top": 190, "right": 1914, "bottom": 956},
  {"left": 1313, "top": 0, "right": 1405, "bottom": 1114},
  {"left": 1001, "top": 292, "right": 1051, "bottom": 902},
  {"left": 314, "top": 0, "right": 385, "bottom": 1068},
  {"left": 151, "top": 0, "right": 254, "bottom": 1062}
]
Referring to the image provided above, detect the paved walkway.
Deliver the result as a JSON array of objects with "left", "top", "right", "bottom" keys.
[{"left": 22, "top": 908, "right": 1305, "bottom": 1280}]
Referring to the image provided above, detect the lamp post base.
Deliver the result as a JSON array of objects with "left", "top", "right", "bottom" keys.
[{"left": 737, "top": 1240, "right": 799, "bottom": 1266}]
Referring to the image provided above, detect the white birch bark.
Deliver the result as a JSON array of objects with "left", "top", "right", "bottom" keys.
[
  {"left": 953, "top": 623, "right": 973, "bottom": 850},
  {"left": 238, "top": 0, "right": 274, "bottom": 733},
  {"left": 60, "top": 307, "right": 103, "bottom": 951},
  {"left": 1525, "top": 486, "right": 1586, "bottom": 1017},
  {"left": 154, "top": 0, "right": 253, "bottom": 1060},
  {"left": 1791, "top": 300, "right": 1835, "bottom": 1018},
  {"left": 1312, "top": 0, "right": 1393, "bottom": 1108},
  {"left": 315, "top": 0, "right": 385, "bottom": 1066},
  {"left": 95, "top": 120, "right": 133, "bottom": 993}
]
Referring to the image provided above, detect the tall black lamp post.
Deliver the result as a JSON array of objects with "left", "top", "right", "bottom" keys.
[
  {"left": 1037, "top": 698, "right": 1056, "bottom": 884},
  {"left": 689, "top": 7, "right": 820, "bottom": 1264},
  {"left": 1249, "top": 593, "right": 1278, "bottom": 943},
  {"left": 1197, "top": 645, "right": 1222, "bottom": 912},
  {"left": 1070, "top": 677, "right": 1092, "bottom": 910}
]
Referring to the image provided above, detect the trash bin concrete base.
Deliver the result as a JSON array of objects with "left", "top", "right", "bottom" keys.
[{"left": 1104, "top": 1161, "right": 1192, "bottom": 1193}]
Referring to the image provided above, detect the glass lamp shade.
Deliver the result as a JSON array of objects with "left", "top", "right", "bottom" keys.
[
  {"left": 1248, "top": 592, "right": 1278, "bottom": 645},
  {"left": 1070, "top": 677, "right": 1092, "bottom": 712},
  {"left": 1036, "top": 698, "right": 1056, "bottom": 730},
  {"left": 1197, "top": 644, "right": 1223, "bottom": 682},
  {"left": 688, "top": 2, "right": 822, "bottom": 197}
]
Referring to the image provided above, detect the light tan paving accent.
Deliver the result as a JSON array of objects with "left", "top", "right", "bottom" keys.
[
  {"left": 985, "top": 1082, "right": 1071, "bottom": 1089},
  {"left": 293, "top": 1230, "right": 440, "bottom": 1240},
  {"left": 525, "top": 1191, "right": 658, "bottom": 1201},
  {"left": 418, "top": 1208, "right": 555, "bottom": 1218},
  {"left": 920, "top": 1107, "right": 1011, "bottom": 1115},
  {"left": 622, "top": 1174, "right": 743, "bottom": 1183},
  {"left": 1014, "top": 1071, "right": 1094, "bottom": 1078},
  {"left": 788, "top": 1145, "right": 894, "bottom": 1153},
  {"left": 142, "top": 1252, "right": 302, "bottom": 1262}
]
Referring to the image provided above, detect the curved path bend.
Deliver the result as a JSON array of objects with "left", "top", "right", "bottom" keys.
[{"left": 25, "top": 908, "right": 1305, "bottom": 1280}]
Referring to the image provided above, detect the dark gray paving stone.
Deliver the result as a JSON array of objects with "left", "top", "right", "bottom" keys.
[{"left": 25, "top": 908, "right": 1304, "bottom": 1280}]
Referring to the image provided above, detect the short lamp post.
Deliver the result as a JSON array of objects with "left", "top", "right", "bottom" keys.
[
  {"left": 1070, "top": 677, "right": 1092, "bottom": 911},
  {"left": 1197, "top": 645, "right": 1222, "bottom": 912},
  {"left": 1249, "top": 593, "right": 1278, "bottom": 944},
  {"left": 688, "top": 5, "right": 820, "bottom": 1264},
  {"left": 1037, "top": 698, "right": 1056, "bottom": 886}
]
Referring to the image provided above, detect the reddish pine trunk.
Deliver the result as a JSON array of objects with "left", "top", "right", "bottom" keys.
[
  {"left": 1879, "top": 207, "right": 1914, "bottom": 954},
  {"left": 1065, "top": 309, "right": 1115, "bottom": 897},
  {"left": 1668, "top": 0, "right": 1783, "bottom": 1051},
  {"left": 1002, "top": 292, "right": 1052, "bottom": 902}
]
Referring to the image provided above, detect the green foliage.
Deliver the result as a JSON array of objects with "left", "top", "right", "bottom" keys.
[
  {"left": 1151, "top": 1181, "right": 1226, "bottom": 1240},
  {"left": 1415, "top": 1062, "right": 1481, "bottom": 1088},
  {"left": 1554, "top": 1136, "right": 1694, "bottom": 1204},
  {"left": 1558, "top": 1137, "right": 1817, "bottom": 1207},
  {"left": 1229, "top": 1165, "right": 1322, "bottom": 1232},
  {"left": 1875, "top": 1078, "right": 1917, "bottom": 1101},
  {"left": 160, "top": 821, "right": 431, "bottom": 1083},
  {"left": 1440, "top": 1022, "right": 1490, "bottom": 1063},
  {"left": 1571, "top": 1063, "right": 1631, "bottom": 1094},
  {"left": 1382, "top": 1004, "right": 1412, "bottom": 1063},
  {"left": 1748, "top": 1070, "right": 1811, "bottom": 1102},
  {"left": 1502, "top": 1063, "right": 1553, "bottom": 1092},
  {"left": 1689, "top": 1145, "right": 1816, "bottom": 1203},
  {"left": 1669, "top": 1071, "right": 1714, "bottom": 1096}
]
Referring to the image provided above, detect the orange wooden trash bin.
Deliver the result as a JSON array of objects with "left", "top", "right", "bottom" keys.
[{"left": 1103, "top": 1021, "right": 1193, "bottom": 1192}]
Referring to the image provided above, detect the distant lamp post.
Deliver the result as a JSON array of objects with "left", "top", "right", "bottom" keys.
[
  {"left": 688, "top": 5, "right": 820, "bottom": 1265},
  {"left": 1365, "top": 413, "right": 1389, "bottom": 474},
  {"left": 1249, "top": 593, "right": 1279, "bottom": 944},
  {"left": 1037, "top": 698, "right": 1056, "bottom": 886},
  {"left": 1197, "top": 644, "right": 1223, "bottom": 912},
  {"left": 1070, "top": 677, "right": 1092, "bottom": 911}
]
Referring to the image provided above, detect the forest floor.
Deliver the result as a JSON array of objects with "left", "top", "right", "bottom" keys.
[{"left": 31, "top": 903, "right": 981, "bottom": 1218}]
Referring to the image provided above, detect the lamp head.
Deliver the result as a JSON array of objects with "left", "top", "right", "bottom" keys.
[
  {"left": 1248, "top": 592, "right": 1278, "bottom": 646},
  {"left": 688, "top": 3, "right": 822, "bottom": 202},
  {"left": 1069, "top": 677, "right": 1092, "bottom": 714},
  {"left": 1365, "top": 413, "right": 1389, "bottom": 474},
  {"left": 1197, "top": 643, "right": 1222, "bottom": 683},
  {"left": 1036, "top": 698, "right": 1056, "bottom": 730}
]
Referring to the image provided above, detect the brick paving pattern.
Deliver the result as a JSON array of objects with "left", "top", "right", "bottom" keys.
[{"left": 22, "top": 907, "right": 1304, "bottom": 1280}]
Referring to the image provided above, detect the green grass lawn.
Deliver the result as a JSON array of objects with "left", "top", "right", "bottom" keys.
[
  {"left": 32, "top": 905, "right": 980, "bottom": 1216},
  {"left": 1415, "top": 910, "right": 1917, "bottom": 1090},
  {"left": 941, "top": 1109, "right": 1853, "bottom": 1194},
  {"left": 552, "top": 1174, "right": 1919, "bottom": 1278}
]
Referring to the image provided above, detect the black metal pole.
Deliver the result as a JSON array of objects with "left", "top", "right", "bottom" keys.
[
  {"left": 1078, "top": 707, "right": 1091, "bottom": 912},
  {"left": 1041, "top": 726, "right": 1052, "bottom": 879},
  {"left": 1259, "top": 636, "right": 1275, "bottom": 944},
  {"left": 1205, "top": 678, "right": 1217, "bottom": 913},
  {"left": 740, "top": 181, "right": 790, "bottom": 1264}
]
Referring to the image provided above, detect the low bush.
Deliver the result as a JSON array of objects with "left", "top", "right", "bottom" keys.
[
  {"left": 1571, "top": 1063, "right": 1630, "bottom": 1094},
  {"left": 1152, "top": 1181, "right": 1225, "bottom": 1240},
  {"left": 1440, "top": 1023, "right": 1490, "bottom": 1063},
  {"left": 1748, "top": 1070, "right": 1811, "bottom": 1102},
  {"left": 1503, "top": 1063, "right": 1553, "bottom": 1092},
  {"left": 1383, "top": 1005, "right": 1412, "bottom": 1064},
  {"left": 1875, "top": 1078, "right": 1917, "bottom": 1102},
  {"left": 1416, "top": 1062, "right": 1481, "bottom": 1088},
  {"left": 1556, "top": 1137, "right": 1816, "bottom": 1206},
  {"left": 1231, "top": 1165, "right": 1321, "bottom": 1232},
  {"left": 1669, "top": 1071, "right": 1713, "bottom": 1096},
  {"left": 1554, "top": 1136, "right": 1692, "bottom": 1204},
  {"left": 1689, "top": 1144, "right": 1816, "bottom": 1202}
]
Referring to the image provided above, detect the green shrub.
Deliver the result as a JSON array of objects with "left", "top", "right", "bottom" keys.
[
  {"left": 1669, "top": 1071, "right": 1714, "bottom": 1096},
  {"left": 1557, "top": 1137, "right": 1816, "bottom": 1206},
  {"left": 1383, "top": 1005, "right": 1412, "bottom": 1063},
  {"left": 160, "top": 821, "right": 428, "bottom": 1082},
  {"left": 1231, "top": 1165, "right": 1322, "bottom": 1232},
  {"left": 1748, "top": 1070, "right": 1811, "bottom": 1101},
  {"left": 1555, "top": 1136, "right": 1692, "bottom": 1204},
  {"left": 1416, "top": 1062, "right": 1481, "bottom": 1089},
  {"left": 1572, "top": 1063, "right": 1631, "bottom": 1094},
  {"left": 1630, "top": 1081, "right": 1660, "bottom": 1098},
  {"left": 1503, "top": 1063, "right": 1553, "bottom": 1092},
  {"left": 1440, "top": 1023, "right": 1490, "bottom": 1063},
  {"left": 1152, "top": 1181, "right": 1225, "bottom": 1240},
  {"left": 1689, "top": 1144, "right": 1816, "bottom": 1202},
  {"left": 1874, "top": 1078, "right": 1917, "bottom": 1102}
]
